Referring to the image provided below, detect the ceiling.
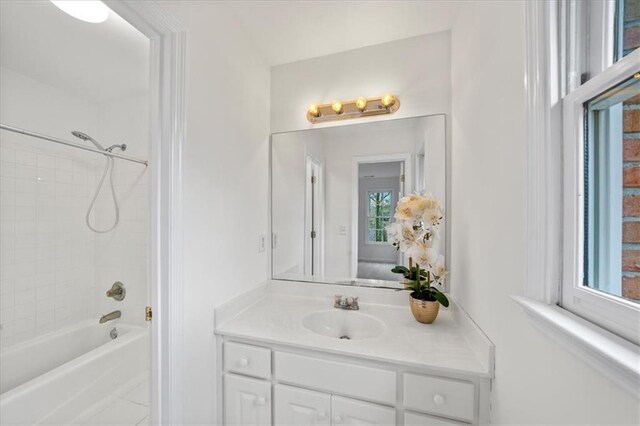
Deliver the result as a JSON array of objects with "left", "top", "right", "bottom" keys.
[
  {"left": 226, "top": 0, "right": 462, "bottom": 66},
  {"left": 0, "top": 1, "right": 149, "bottom": 104}
]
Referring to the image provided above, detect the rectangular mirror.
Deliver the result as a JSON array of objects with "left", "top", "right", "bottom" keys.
[{"left": 271, "top": 114, "right": 447, "bottom": 288}]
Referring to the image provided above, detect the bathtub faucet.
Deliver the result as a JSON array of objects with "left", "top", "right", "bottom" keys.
[{"left": 99, "top": 310, "right": 121, "bottom": 324}]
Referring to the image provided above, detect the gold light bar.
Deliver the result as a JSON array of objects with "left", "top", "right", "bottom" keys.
[{"left": 306, "top": 93, "right": 400, "bottom": 123}]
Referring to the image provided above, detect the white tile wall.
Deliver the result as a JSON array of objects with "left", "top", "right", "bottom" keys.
[
  {"left": 0, "top": 69, "right": 149, "bottom": 350},
  {"left": 1, "top": 139, "right": 97, "bottom": 346}
]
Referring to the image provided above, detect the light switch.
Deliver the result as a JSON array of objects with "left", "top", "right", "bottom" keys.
[{"left": 258, "top": 234, "right": 266, "bottom": 252}]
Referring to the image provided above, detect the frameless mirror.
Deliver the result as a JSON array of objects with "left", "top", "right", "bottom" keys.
[{"left": 271, "top": 114, "right": 447, "bottom": 288}]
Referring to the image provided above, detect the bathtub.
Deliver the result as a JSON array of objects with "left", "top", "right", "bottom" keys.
[{"left": 0, "top": 320, "right": 148, "bottom": 425}]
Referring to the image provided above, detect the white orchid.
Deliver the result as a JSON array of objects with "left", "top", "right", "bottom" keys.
[
  {"left": 433, "top": 255, "right": 447, "bottom": 280},
  {"left": 387, "top": 191, "right": 447, "bottom": 287}
]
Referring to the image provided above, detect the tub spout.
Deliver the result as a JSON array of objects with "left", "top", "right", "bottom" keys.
[{"left": 99, "top": 310, "right": 121, "bottom": 324}]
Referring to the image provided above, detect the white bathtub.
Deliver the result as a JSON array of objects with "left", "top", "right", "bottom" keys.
[{"left": 0, "top": 320, "right": 148, "bottom": 425}]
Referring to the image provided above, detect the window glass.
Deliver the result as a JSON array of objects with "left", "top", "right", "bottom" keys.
[
  {"left": 367, "top": 191, "right": 392, "bottom": 243},
  {"left": 586, "top": 73, "right": 640, "bottom": 303},
  {"left": 618, "top": 0, "right": 640, "bottom": 60}
]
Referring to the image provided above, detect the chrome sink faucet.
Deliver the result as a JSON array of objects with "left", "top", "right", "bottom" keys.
[
  {"left": 99, "top": 310, "right": 121, "bottom": 324},
  {"left": 334, "top": 294, "right": 359, "bottom": 310}
]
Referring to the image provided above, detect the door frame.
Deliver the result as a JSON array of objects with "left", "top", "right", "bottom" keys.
[
  {"left": 104, "top": 1, "right": 185, "bottom": 424},
  {"left": 304, "top": 155, "right": 325, "bottom": 276},
  {"left": 351, "top": 153, "right": 413, "bottom": 278}
]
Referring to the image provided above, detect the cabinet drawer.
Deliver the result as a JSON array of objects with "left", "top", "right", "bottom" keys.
[
  {"left": 403, "top": 373, "right": 475, "bottom": 422},
  {"left": 404, "top": 411, "right": 470, "bottom": 425},
  {"left": 274, "top": 352, "right": 396, "bottom": 404},
  {"left": 224, "top": 341, "right": 271, "bottom": 379}
]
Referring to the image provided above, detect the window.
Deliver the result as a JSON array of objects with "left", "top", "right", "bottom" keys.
[
  {"left": 562, "top": 0, "right": 640, "bottom": 344},
  {"left": 367, "top": 191, "right": 392, "bottom": 243}
]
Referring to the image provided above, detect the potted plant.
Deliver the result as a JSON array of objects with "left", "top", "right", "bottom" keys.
[{"left": 386, "top": 192, "right": 449, "bottom": 324}]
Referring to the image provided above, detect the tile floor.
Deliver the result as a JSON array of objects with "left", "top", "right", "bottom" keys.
[{"left": 82, "top": 378, "right": 149, "bottom": 425}]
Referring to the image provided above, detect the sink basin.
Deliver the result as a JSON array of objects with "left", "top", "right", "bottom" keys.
[{"left": 302, "top": 310, "right": 386, "bottom": 340}]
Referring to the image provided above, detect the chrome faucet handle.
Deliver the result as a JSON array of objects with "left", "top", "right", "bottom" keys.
[
  {"left": 346, "top": 297, "right": 359, "bottom": 310},
  {"left": 334, "top": 294, "right": 343, "bottom": 308}
]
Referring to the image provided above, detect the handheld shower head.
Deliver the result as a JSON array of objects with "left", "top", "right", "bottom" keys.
[{"left": 71, "top": 131, "right": 105, "bottom": 151}]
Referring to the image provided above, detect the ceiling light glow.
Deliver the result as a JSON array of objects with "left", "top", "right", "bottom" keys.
[{"left": 50, "top": 1, "right": 110, "bottom": 24}]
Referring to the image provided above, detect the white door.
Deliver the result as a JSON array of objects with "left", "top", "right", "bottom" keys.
[
  {"left": 224, "top": 374, "right": 271, "bottom": 426},
  {"left": 274, "top": 384, "right": 330, "bottom": 426},
  {"left": 331, "top": 395, "right": 395, "bottom": 425}
]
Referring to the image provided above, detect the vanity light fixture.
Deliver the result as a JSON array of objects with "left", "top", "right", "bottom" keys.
[
  {"left": 306, "top": 94, "right": 400, "bottom": 123},
  {"left": 50, "top": 0, "right": 110, "bottom": 23}
]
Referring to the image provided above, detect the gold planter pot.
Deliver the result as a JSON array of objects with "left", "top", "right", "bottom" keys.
[{"left": 409, "top": 296, "right": 440, "bottom": 324}]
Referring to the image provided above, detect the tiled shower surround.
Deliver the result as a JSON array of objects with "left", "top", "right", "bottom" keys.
[{"left": 0, "top": 136, "right": 148, "bottom": 347}]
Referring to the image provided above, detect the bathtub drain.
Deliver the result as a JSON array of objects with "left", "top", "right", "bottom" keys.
[{"left": 110, "top": 327, "right": 118, "bottom": 339}]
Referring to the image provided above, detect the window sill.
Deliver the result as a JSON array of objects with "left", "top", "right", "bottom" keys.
[{"left": 512, "top": 296, "right": 640, "bottom": 395}]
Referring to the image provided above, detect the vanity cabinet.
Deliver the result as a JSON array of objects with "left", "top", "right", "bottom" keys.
[{"left": 218, "top": 340, "right": 490, "bottom": 425}]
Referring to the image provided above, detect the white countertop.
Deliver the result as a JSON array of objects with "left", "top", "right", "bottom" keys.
[{"left": 215, "top": 280, "right": 494, "bottom": 378}]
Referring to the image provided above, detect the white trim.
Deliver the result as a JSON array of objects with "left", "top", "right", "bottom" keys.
[
  {"left": 350, "top": 153, "right": 413, "bottom": 278},
  {"left": 521, "top": 2, "right": 640, "bottom": 395},
  {"left": 513, "top": 296, "right": 640, "bottom": 395},
  {"left": 524, "top": 0, "right": 563, "bottom": 304},
  {"left": 103, "top": 1, "right": 186, "bottom": 424},
  {"left": 562, "top": 49, "right": 640, "bottom": 346}
]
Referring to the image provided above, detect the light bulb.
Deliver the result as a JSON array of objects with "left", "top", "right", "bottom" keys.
[
  {"left": 355, "top": 97, "right": 367, "bottom": 111},
  {"left": 381, "top": 93, "right": 395, "bottom": 108},
  {"left": 50, "top": 1, "right": 110, "bottom": 23},
  {"left": 331, "top": 101, "right": 343, "bottom": 114},
  {"left": 308, "top": 103, "right": 320, "bottom": 117}
]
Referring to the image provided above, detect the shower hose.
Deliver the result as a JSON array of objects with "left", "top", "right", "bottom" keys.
[{"left": 86, "top": 156, "right": 119, "bottom": 233}]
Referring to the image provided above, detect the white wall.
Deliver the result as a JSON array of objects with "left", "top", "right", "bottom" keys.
[
  {"left": 160, "top": 2, "right": 271, "bottom": 424},
  {"left": 450, "top": 2, "right": 640, "bottom": 424},
  {"left": 271, "top": 31, "right": 451, "bottom": 133},
  {"left": 0, "top": 68, "right": 99, "bottom": 346},
  {"left": 0, "top": 68, "right": 150, "bottom": 347}
]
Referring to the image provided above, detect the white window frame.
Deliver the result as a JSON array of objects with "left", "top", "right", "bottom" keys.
[
  {"left": 562, "top": 51, "right": 640, "bottom": 345},
  {"left": 365, "top": 189, "right": 394, "bottom": 245},
  {"left": 516, "top": 0, "right": 640, "bottom": 395}
]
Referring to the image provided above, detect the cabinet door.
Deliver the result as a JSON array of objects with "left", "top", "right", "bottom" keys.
[
  {"left": 224, "top": 374, "right": 271, "bottom": 426},
  {"left": 331, "top": 395, "right": 395, "bottom": 425},
  {"left": 274, "top": 384, "right": 330, "bottom": 425}
]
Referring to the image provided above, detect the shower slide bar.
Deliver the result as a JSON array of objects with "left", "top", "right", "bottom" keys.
[{"left": 0, "top": 123, "right": 148, "bottom": 166}]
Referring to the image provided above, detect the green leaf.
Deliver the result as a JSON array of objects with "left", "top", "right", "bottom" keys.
[
  {"left": 430, "top": 289, "right": 449, "bottom": 307},
  {"left": 391, "top": 266, "right": 409, "bottom": 274}
]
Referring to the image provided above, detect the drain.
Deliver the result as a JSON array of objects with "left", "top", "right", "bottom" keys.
[{"left": 339, "top": 335, "right": 350, "bottom": 340}]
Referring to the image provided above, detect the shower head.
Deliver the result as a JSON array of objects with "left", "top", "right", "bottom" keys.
[
  {"left": 106, "top": 144, "right": 127, "bottom": 153},
  {"left": 71, "top": 131, "right": 105, "bottom": 151}
]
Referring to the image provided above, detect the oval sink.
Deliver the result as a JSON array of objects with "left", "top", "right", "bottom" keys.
[{"left": 302, "top": 310, "right": 386, "bottom": 340}]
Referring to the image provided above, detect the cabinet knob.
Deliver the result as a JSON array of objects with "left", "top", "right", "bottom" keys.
[
  {"left": 333, "top": 416, "right": 343, "bottom": 424},
  {"left": 433, "top": 394, "right": 445, "bottom": 406},
  {"left": 317, "top": 411, "right": 327, "bottom": 420},
  {"left": 255, "top": 396, "right": 267, "bottom": 406},
  {"left": 238, "top": 358, "right": 249, "bottom": 367}
]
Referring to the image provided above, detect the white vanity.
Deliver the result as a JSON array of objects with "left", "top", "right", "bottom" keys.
[{"left": 215, "top": 280, "right": 494, "bottom": 425}]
